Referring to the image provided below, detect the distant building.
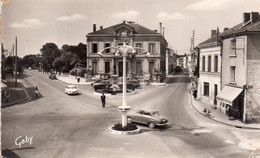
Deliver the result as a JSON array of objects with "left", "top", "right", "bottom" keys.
[
  {"left": 86, "top": 21, "right": 168, "bottom": 82},
  {"left": 177, "top": 54, "right": 188, "bottom": 68},
  {"left": 217, "top": 12, "right": 260, "bottom": 123},
  {"left": 166, "top": 48, "right": 177, "bottom": 75},
  {"left": 197, "top": 30, "right": 221, "bottom": 107}
]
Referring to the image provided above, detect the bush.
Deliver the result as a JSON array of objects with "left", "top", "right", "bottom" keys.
[{"left": 111, "top": 123, "right": 138, "bottom": 131}]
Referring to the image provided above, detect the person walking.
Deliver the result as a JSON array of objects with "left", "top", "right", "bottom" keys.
[
  {"left": 101, "top": 93, "right": 106, "bottom": 108},
  {"left": 77, "top": 77, "right": 80, "bottom": 83}
]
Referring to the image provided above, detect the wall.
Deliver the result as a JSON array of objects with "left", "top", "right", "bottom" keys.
[
  {"left": 198, "top": 45, "right": 221, "bottom": 106},
  {"left": 246, "top": 34, "right": 260, "bottom": 122},
  {"left": 221, "top": 36, "right": 247, "bottom": 88}
]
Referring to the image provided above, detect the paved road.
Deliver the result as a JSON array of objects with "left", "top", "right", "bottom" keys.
[{"left": 2, "top": 70, "right": 260, "bottom": 158}]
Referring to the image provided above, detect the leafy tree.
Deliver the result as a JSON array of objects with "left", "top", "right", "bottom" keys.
[
  {"left": 22, "top": 54, "right": 41, "bottom": 69},
  {"left": 53, "top": 57, "right": 65, "bottom": 74},
  {"left": 61, "top": 43, "right": 86, "bottom": 66},
  {"left": 40, "top": 43, "right": 61, "bottom": 72}
]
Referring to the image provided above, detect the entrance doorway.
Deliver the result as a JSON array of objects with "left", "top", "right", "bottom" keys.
[
  {"left": 214, "top": 84, "right": 218, "bottom": 105},
  {"left": 118, "top": 61, "right": 129, "bottom": 77}
]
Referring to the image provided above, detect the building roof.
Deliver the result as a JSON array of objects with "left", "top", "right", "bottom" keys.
[
  {"left": 87, "top": 22, "right": 161, "bottom": 35},
  {"left": 220, "top": 21, "right": 260, "bottom": 38},
  {"left": 198, "top": 15, "right": 260, "bottom": 48}
]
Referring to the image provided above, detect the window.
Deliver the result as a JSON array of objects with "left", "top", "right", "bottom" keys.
[
  {"left": 202, "top": 56, "right": 205, "bottom": 71},
  {"left": 149, "top": 43, "right": 155, "bottom": 54},
  {"left": 214, "top": 55, "right": 218, "bottom": 72},
  {"left": 149, "top": 62, "right": 154, "bottom": 74},
  {"left": 136, "top": 43, "right": 142, "bottom": 54},
  {"left": 105, "top": 61, "right": 110, "bottom": 73},
  {"left": 92, "top": 61, "right": 98, "bottom": 74},
  {"left": 208, "top": 55, "right": 211, "bottom": 72},
  {"left": 230, "top": 38, "right": 236, "bottom": 55},
  {"left": 204, "top": 82, "right": 209, "bottom": 96},
  {"left": 92, "top": 43, "right": 98, "bottom": 53},
  {"left": 230, "top": 66, "right": 236, "bottom": 83},
  {"left": 105, "top": 43, "right": 110, "bottom": 53},
  {"left": 136, "top": 61, "right": 142, "bottom": 75}
]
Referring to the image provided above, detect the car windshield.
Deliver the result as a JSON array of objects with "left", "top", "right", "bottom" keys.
[
  {"left": 152, "top": 111, "right": 160, "bottom": 116},
  {"left": 68, "top": 86, "right": 76, "bottom": 89}
]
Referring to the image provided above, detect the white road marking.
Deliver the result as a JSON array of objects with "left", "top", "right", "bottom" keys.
[
  {"left": 225, "top": 140, "right": 235, "bottom": 144},
  {"left": 191, "top": 129, "right": 212, "bottom": 134}
]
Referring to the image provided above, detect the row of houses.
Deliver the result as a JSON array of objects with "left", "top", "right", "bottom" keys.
[
  {"left": 196, "top": 12, "right": 260, "bottom": 123},
  {"left": 85, "top": 21, "right": 177, "bottom": 82}
]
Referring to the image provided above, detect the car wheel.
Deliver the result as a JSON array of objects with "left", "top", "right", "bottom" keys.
[
  {"left": 127, "top": 117, "right": 132, "bottom": 124},
  {"left": 148, "top": 122, "right": 155, "bottom": 128}
]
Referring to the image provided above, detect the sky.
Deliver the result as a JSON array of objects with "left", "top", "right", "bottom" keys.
[{"left": 1, "top": 0, "right": 260, "bottom": 57}]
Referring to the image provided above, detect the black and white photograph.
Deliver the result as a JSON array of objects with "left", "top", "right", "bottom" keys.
[{"left": 1, "top": 0, "right": 260, "bottom": 157}]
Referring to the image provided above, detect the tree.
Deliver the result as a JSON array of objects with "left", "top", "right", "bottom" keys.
[
  {"left": 61, "top": 43, "right": 86, "bottom": 67},
  {"left": 22, "top": 54, "right": 41, "bottom": 69},
  {"left": 53, "top": 57, "right": 65, "bottom": 74},
  {"left": 40, "top": 43, "right": 61, "bottom": 72}
]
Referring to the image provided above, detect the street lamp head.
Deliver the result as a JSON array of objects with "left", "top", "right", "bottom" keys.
[
  {"left": 97, "top": 50, "right": 104, "bottom": 56},
  {"left": 145, "top": 51, "right": 151, "bottom": 57}
]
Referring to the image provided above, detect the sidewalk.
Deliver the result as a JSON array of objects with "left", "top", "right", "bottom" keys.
[
  {"left": 1, "top": 75, "right": 29, "bottom": 108},
  {"left": 190, "top": 94, "right": 260, "bottom": 130},
  {"left": 56, "top": 75, "right": 92, "bottom": 85}
]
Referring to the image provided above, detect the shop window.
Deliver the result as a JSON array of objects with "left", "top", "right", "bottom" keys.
[{"left": 204, "top": 82, "right": 209, "bottom": 96}]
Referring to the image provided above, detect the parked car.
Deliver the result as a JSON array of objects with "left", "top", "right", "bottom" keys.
[
  {"left": 49, "top": 74, "right": 57, "bottom": 80},
  {"left": 127, "top": 109, "right": 168, "bottom": 128},
  {"left": 127, "top": 78, "right": 141, "bottom": 88},
  {"left": 65, "top": 85, "right": 78, "bottom": 95}
]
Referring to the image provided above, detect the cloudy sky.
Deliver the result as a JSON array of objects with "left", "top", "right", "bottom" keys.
[{"left": 1, "top": 0, "right": 260, "bottom": 57}]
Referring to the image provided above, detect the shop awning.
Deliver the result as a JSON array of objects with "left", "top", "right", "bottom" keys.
[{"left": 216, "top": 86, "right": 243, "bottom": 105}]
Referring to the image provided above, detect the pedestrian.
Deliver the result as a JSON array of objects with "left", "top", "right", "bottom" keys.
[
  {"left": 101, "top": 93, "right": 106, "bottom": 108},
  {"left": 193, "top": 90, "right": 197, "bottom": 98},
  {"left": 4, "top": 90, "right": 10, "bottom": 102},
  {"left": 77, "top": 77, "right": 80, "bottom": 83}
]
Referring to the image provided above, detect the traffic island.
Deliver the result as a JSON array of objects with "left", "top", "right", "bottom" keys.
[{"left": 109, "top": 123, "right": 141, "bottom": 135}]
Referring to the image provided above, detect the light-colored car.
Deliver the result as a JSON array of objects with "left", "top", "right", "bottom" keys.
[
  {"left": 127, "top": 110, "right": 168, "bottom": 128},
  {"left": 65, "top": 85, "right": 78, "bottom": 95}
]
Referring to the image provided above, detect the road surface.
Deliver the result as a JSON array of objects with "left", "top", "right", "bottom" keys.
[{"left": 2, "top": 70, "right": 260, "bottom": 158}]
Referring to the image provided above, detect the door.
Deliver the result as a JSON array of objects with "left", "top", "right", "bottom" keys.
[
  {"left": 118, "top": 61, "right": 129, "bottom": 77},
  {"left": 214, "top": 84, "right": 217, "bottom": 105}
]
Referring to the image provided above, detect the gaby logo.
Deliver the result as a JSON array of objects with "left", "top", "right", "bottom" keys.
[{"left": 15, "top": 136, "right": 33, "bottom": 148}]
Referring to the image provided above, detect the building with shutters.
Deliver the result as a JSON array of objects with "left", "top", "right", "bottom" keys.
[
  {"left": 216, "top": 12, "right": 260, "bottom": 123},
  {"left": 86, "top": 21, "right": 168, "bottom": 82}
]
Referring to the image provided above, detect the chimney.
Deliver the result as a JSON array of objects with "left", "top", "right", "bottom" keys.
[
  {"left": 100, "top": 25, "right": 103, "bottom": 30},
  {"left": 224, "top": 27, "right": 229, "bottom": 31},
  {"left": 93, "top": 24, "right": 96, "bottom": 32},
  {"left": 163, "top": 27, "right": 165, "bottom": 36},
  {"left": 250, "top": 12, "right": 259, "bottom": 24},
  {"left": 243, "top": 12, "right": 250, "bottom": 24},
  {"left": 123, "top": 20, "right": 126, "bottom": 24},
  {"left": 159, "top": 22, "right": 162, "bottom": 35},
  {"left": 211, "top": 30, "right": 217, "bottom": 37}
]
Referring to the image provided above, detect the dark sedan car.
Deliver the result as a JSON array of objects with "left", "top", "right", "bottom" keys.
[{"left": 127, "top": 110, "right": 168, "bottom": 128}]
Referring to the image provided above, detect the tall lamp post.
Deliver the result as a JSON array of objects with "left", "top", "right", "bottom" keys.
[{"left": 98, "top": 41, "right": 150, "bottom": 127}]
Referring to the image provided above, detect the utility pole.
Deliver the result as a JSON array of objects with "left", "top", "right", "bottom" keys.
[{"left": 15, "top": 37, "right": 18, "bottom": 87}]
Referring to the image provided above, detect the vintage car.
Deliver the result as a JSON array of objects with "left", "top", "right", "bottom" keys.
[
  {"left": 127, "top": 109, "right": 168, "bottom": 128},
  {"left": 49, "top": 74, "right": 57, "bottom": 80},
  {"left": 65, "top": 85, "right": 79, "bottom": 95}
]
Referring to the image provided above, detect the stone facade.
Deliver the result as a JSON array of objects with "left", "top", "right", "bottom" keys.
[{"left": 86, "top": 22, "right": 167, "bottom": 82}]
